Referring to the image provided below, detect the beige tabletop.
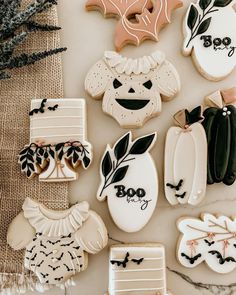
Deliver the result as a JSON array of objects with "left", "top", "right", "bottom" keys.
[{"left": 27, "top": 0, "right": 236, "bottom": 294}]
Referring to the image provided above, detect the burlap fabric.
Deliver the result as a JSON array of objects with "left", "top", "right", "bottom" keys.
[{"left": 0, "top": 4, "right": 69, "bottom": 293}]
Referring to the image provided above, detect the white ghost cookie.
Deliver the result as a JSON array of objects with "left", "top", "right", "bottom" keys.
[
  {"left": 177, "top": 213, "right": 236, "bottom": 273},
  {"left": 97, "top": 132, "right": 158, "bottom": 233},
  {"left": 18, "top": 99, "right": 92, "bottom": 182},
  {"left": 164, "top": 106, "right": 207, "bottom": 206},
  {"left": 7, "top": 198, "right": 108, "bottom": 287},
  {"left": 85, "top": 51, "right": 181, "bottom": 128},
  {"left": 107, "top": 244, "right": 172, "bottom": 295},
  {"left": 183, "top": 0, "right": 236, "bottom": 81}
]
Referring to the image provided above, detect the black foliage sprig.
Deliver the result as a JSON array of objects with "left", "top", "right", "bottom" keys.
[
  {"left": 186, "top": 0, "right": 233, "bottom": 48},
  {"left": 0, "top": 0, "right": 67, "bottom": 79},
  {"left": 185, "top": 106, "right": 203, "bottom": 126},
  {"left": 99, "top": 132, "right": 156, "bottom": 197},
  {"left": 19, "top": 141, "right": 91, "bottom": 179}
]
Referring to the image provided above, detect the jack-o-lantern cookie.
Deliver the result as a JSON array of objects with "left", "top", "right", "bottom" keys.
[
  {"left": 18, "top": 99, "right": 92, "bottom": 182},
  {"left": 165, "top": 106, "right": 207, "bottom": 206},
  {"left": 86, "top": 0, "right": 183, "bottom": 51},
  {"left": 177, "top": 213, "right": 236, "bottom": 274},
  {"left": 202, "top": 88, "right": 236, "bottom": 185},
  {"left": 97, "top": 131, "right": 158, "bottom": 233},
  {"left": 85, "top": 51, "right": 181, "bottom": 128},
  {"left": 107, "top": 244, "right": 172, "bottom": 295},
  {"left": 7, "top": 198, "right": 108, "bottom": 288},
  {"left": 183, "top": 0, "right": 236, "bottom": 81}
]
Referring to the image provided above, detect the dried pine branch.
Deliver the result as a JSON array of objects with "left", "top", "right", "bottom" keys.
[{"left": 0, "top": 0, "right": 67, "bottom": 79}]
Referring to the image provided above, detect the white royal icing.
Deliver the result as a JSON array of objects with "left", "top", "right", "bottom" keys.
[
  {"left": 177, "top": 213, "right": 236, "bottom": 273},
  {"left": 108, "top": 244, "right": 170, "bottom": 295},
  {"left": 165, "top": 117, "right": 207, "bottom": 206},
  {"left": 183, "top": 0, "right": 236, "bottom": 80},
  {"left": 85, "top": 51, "right": 180, "bottom": 128},
  {"left": 97, "top": 132, "right": 158, "bottom": 233}
]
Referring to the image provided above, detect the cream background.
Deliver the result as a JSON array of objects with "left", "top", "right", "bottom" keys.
[{"left": 27, "top": 0, "right": 236, "bottom": 294}]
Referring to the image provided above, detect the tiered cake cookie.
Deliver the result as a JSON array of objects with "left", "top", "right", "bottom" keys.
[
  {"left": 85, "top": 51, "right": 181, "bottom": 128},
  {"left": 18, "top": 99, "right": 92, "bottom": 182},
  {"left": 97, "top": 132, "right": 158, "bottom": 232},
  {"left": 7, "top": 198, "right": 108, "bottom": 287}
]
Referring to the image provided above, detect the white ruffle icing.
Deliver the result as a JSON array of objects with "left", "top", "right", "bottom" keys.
[
  {"left": 23, "top": 198, "right": 89, "bottom": 237},
  {"left": 104, "top": 50, "right": 166, "bottom": 75}
]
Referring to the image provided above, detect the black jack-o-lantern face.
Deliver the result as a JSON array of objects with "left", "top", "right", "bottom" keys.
[{"left": 85, "top": 51, "right": 181, "bottom": 128}]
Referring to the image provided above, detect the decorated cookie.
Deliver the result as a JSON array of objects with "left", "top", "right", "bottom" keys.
[
  {"left": 97, "top": 132, "right": 158, "bottom": 233},
  {"left": 107, "top": 244, "right": 172, "bottom": 295},
  {"left": 177, "top": 213, "right": 236, "bottom": 274},
  {"left": 86, "top": 0, "right": 183, "bottom": 51},
  {"left": 202, "top": 89, "right": 236, "bottom": 185},
  {"left": 165, "top": 106, "right": 207, "bottom": 206},
  {"left": 183, "top": 0, "right": 236, "bottom": 81},
  {"left": 85, "top": 51, "right": 181, "bottom": 128},
  {"left": 7, "top": 198, "right": 108, "bottom": 287},
  {"left": 18, "top": 99, "right": 92, "bottom": 182}
]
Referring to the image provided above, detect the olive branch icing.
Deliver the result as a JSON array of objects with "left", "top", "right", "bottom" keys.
[
  {"left": 98, "top": 132, "right": 156, "bottom": 198},
  {"left": 186, "top": 0, "right": 233, "bottom": 48},
  {"left": 19, "top": 141, "right": 92, "bottom": 179}
]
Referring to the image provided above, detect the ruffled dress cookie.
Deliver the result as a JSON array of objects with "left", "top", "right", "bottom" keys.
[{"left": 7, "top": 198, "right": 108, "bottom": 287}]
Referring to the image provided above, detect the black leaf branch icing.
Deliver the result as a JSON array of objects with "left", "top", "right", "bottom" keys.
[
  {"left": 99, "top": 132, "right": 156, "bottom": 197},
  {"left": 186, "top": 0, "right": 233, "bottom": 47},
  {"left": 19, "top": 141, "right": 91, "bottom": 179},
  {"left": 185, "top": 106, "right": 204, "bottom": 125}
]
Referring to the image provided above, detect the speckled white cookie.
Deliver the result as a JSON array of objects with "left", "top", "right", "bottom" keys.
[{"left": 85, "top": 51, "right": 181, "bottom": 128}]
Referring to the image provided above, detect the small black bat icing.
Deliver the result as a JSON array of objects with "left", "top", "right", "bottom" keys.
[
  {"left": 64, "top": 264, "right": 74, "bottom": 272},
  {"left": 40, "top": 251, "right": 53, "bottom": 257},
  {"left": 37, "top": 260, "right": 44, "bottom": 267},
  {"left": 26, "top": 253, "right": 37, "bottom": 261},
  {"left": 181, "top": 253, "right": 202, "bottom": 264},
  {"left": 68, "top": 251, "right": 82, "bottom": 260},
  {"left": 110, "top": 252, "right": 130, "bottom": 268},
  {"left": 131, "top": 258, "right": 144, "bottom": 265},
  {"left": 40, "top": 273, "right": 49, "bottom": 279},
  {"left": 56, "top": 253, "right": 64, "bottom": 261},
  {"left": 40, "top": 241, "right": 47, "bottom": 249},
  {"left": 48, "top": 265, "right": 60, "bottom": 271},
  {"left": 61, "top": 233, "right": 72, "bottom": 239},
  {"left": 29, "top": 99, "right": 47, "bottom": 116},
  {"left": 48, "top": 104, "right": 59, "bottom": 111},
  {"left": 27, "top": 245, "right": 36, "bottom": 253},
  {"left": 204, "top": 239, "right": 215, "bottom": 246},
  {"left": 166, "top": 179, "right": 183, "bottom": 191},
  {"left": 209, "top": 251, "right": 236, "bottom": 265},
  {"left": 175, "top": 192, "right": 187, "bottom": 199},
  {"left": 55, "top": 277, "right": 63, "bottom": 282},
  {"left": 73, "top": 246, "right": 80, "bottom": 250},
  {"left": 47, "top": 240, "right": 61, "bottom": 245},
  {"left": 61, "top": 241, "right": 74, "bottom": 247}
]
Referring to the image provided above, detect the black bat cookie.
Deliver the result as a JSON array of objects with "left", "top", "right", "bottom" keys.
[
  {"left": 209, "top": 251, "right": 236, "bottom": 265},
  {"left": 110, "top": 252, "right": 130, "bottom": 268},
  {"left": 204, "top": 239, "right": 215, "bottom": 246},
  {"left": 181, "top": 253, "right": 202, "bottom": 264},
  {"left": 166, "top": 179, "right": 183, "bottom": 191}
]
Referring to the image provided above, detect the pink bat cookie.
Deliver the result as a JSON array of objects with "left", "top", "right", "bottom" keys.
[{"left": 86, "top": 0, "right": 183, "bottom": 51}]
